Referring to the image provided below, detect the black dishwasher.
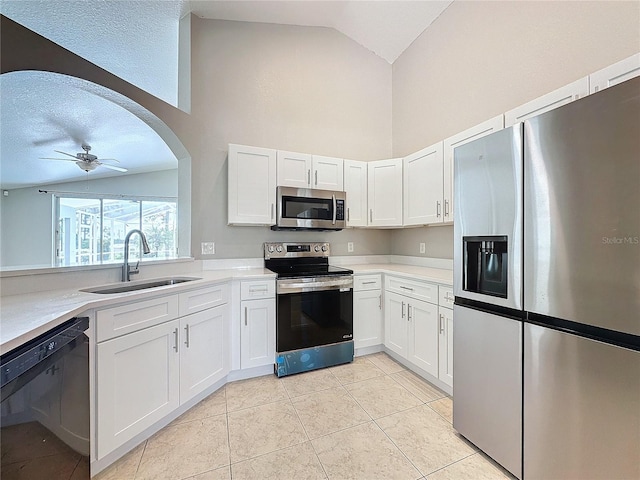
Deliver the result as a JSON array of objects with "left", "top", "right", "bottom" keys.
[{"left": 1, "top": 317, "right": 90, "bottom": 479}]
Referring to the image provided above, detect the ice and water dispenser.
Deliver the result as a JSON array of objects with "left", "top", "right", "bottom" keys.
[{"left": 463, "top": 235, "right": 508, "bottom": 298}]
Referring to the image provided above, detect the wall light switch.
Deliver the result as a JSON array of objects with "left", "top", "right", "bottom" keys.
[
  {"left": 419, "top": 242, "right": 426, "bottom": 254},
  {"left": 201, "top": 242, "right": 215, "bottom": 255},
  {"left": 347, "top": 242, "right": 354, "bottom": 253}
]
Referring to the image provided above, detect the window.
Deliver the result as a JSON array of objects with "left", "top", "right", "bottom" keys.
[{"left": 55, "top": 195, "right": 177, "bottom": 267}]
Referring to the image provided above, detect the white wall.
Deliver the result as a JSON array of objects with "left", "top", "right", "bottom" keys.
[
  {"left": 0, "top": 170, "right": 177, "bottom": 267},
  {"left": 390, "top": 0, "right": 640, "bottom": 259}
]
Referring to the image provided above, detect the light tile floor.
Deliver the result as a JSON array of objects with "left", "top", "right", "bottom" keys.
[{"left": 95, "top": 353, "right": 515, "bottom": 480}]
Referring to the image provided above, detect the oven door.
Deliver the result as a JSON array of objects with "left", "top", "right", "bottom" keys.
[{"left": 276, "top": 275, "right": 353, "bottom": 352}]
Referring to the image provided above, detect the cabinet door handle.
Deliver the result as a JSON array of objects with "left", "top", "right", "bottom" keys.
[
  {"left": 173, "top": 328, "right": 179, "bottom": 353},
  {"left": 436, "top": 201, "right": 441, "bottom": 217},
  {"left": 347, "top": 207, "right": 350, "bottom": 222},
  {"left": 401, "top": 301, "right": 405, "bottom": 318},
  {"left": 444, "top": 199, "right": 449, "bottom": 217},
  {"left": 184, "top": 324, "right": 190, "bottom": 348},
  {"left": 315, "top": 170, "right": 318, "bottom": 186},
  {"left": 244, "top": 306, "right": 248, "bottom": 326},
  {"left": 369, "top": 209, "right": 373, "bottom": 223},
  {"left": 400, "top": 285, "right": 414, "bottom": 292},
  {"left": 407, "top": 304, "right": 412, "bottom": 321},
  {"left": 308, "top": 169, "right": 311, "bottom": 185},
  {"left": 362, "top": 281, "right": 376, "bottom": 285},
  {"left": 439, "top": 314, "right": 445, "bottom": 334},
  {"left": 379, "top": 295, "right": 382, "bottom": 310},
  {"left": 271, "top": 203, "right": 274, "bottom": 220}
]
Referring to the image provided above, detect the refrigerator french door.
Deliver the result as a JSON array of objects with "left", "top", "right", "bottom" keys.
[
  {"left": 523, "top": 76, "right": 640, "bottom": 479},
  {"left": 453, "top": 125, "right": 524, "bottom": 479}
]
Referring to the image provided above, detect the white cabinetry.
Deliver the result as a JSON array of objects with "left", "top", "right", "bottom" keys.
[
  {"left": 443, "top": 115, "right": 504, "bottom": 223},
  {"left": 228, "top": 144, "right": 277, "bottom": 225},
  {"left": 504, "top": 77, "right": 589, "bottom": 127},
  {"left": 368, "top": 158, "right": 403, "bottom": 227},
  {"left": 240, "top": 280, "right": 276, "bottom": 369},
  {"left": 343, "top": 160, "right": 368, "bottom": 227},
  {"left": 590, "top": 53, "right": 640, "bottom": 93},
  {"left": 96, "top": 319, "right": 180, "bottom": 459},
  {"left": 95, "top": 284, "right": 229, "bottom": 460},
  {"left": 437, "top": 286, "right": 454, "bottom": 388},
  {"left": 384, "top": 276, "right": 439, "bottom": 378},
  {"left": 277, "top": 151, "right": 344, "bottom": 191},
  {"left": 403, "top": 143, "right": 444, "bottom": 226},
  {"left": 353, "top": 274, "right": 383, "bottom": 350},
  {"left": 276, "top": 150, "right": 312, "bottom": 188}
]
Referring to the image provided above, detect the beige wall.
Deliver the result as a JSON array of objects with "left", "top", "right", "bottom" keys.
[
  {"left": 391, "top": 0, "right": 640, "bottom": 259},
  {"left": 188, "top": 18, "right": 393, "bottom": 258}
]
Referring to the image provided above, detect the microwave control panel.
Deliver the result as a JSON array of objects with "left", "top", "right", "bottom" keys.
[{"left": 335, "top": 199, "right": 345, "bottom": 220}]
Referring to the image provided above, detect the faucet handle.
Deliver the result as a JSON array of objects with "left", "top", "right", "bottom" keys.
[{"left": 130, "top": 261, "right": 140, "bottom": 276}]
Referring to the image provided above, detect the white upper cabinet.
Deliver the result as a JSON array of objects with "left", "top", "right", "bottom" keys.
[
  {"left": 504, "top": 77, "right": 589, "bottom": 127},
  {"left": 403, "top": 142, "right": 444, "bottom": 226},
  {"left": 367, "top": 158, "right": 403, "bottom": 227},
  {"left": 443, "top": 115, "right": 504, "bottom": 223},
  {"left": 343, "top": 159, "right": 368, "bottom": 227},
  {"left": 228, "top": 144, "right": 277, "bottom": 225},
  {"left": 276, "top": 150, "right": 312, "bottom": 188},
  {"left": 312, "top": 155, "right": 344, "bottom": 191},
  {"left": 590, "top": 53, "right": 640, "bottom": 93},
  {"left": 277, "top": 151, "right": 343, "bottom": 191}
]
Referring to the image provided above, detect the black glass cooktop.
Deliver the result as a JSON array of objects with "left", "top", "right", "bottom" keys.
[{"left": 265, "top": 261, "right": 353, "bottom": 278}]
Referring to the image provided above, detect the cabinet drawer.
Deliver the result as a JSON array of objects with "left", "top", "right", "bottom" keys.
[
  {"left": 439, "top": 286, "right": 454, "bottom": 308},
  {"left": 241, "top": 279, "right": 275, "bottom": 300},
  {"left": 354, "top": 274, "right": 382, "bottom": 291},
  {"left": 385, "top": 276, "right": 437, "bottom": 304},
  {"left": 179, "top": 283, "right": 229, "bottom": 316},
  {"left": 97, "top": 295, "right": 179, "bottom": 342}
]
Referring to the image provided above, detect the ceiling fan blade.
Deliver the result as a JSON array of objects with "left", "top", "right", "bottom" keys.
[
  {"left": 98, "top": 158, "right": 121, "bottom": 163},
  {"left": 100, "top": 163, "right": 128, "bottom": 173},
  {"left": 39, "top": 157, "right": 78, "bottom": 162},
  {"left": 54, "top": 150, "right": 79, "bottom": 159}
]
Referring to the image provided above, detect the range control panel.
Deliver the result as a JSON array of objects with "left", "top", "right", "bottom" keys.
[{"left": 264, "top": 242, "right": 330, "bottom": 259}]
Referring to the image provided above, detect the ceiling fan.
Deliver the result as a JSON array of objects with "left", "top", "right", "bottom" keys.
[{"left": 40, "top": 144, "right": 128, "bottom": 173}]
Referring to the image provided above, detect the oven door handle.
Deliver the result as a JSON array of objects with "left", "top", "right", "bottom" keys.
[{"left": 277, "top": 276, "right": 353, "bottom": 294}]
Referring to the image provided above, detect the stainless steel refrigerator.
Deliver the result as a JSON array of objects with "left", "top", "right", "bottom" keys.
[{"left": 453, "top": 76, "right": 640, "bottom": 480}]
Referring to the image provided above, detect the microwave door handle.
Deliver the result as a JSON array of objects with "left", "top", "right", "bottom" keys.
[{"left": 332, "top": 194, "right": 336, "bottom": 225}]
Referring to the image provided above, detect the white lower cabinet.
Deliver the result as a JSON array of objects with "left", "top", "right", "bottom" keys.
[
  {"left": 240, "top": 299, "right": 275, "bottom": 368},
  {"left": 384, "top": 277, "right": 453, "bottom": 388},
  {"left": 438, "top": 306, "right": 454, "bottom": 388},
  {"left": 353, "top": 274, "right": 383, "bottom": 349},
  {"left": 96, "top": 285, "right": 230, "bottom": 460},
  {"left": 96, "top": 319, "right": 180, "bottom": 459},
  {"left": 179, "top": 304, "right": 228, "bottom": 401}
]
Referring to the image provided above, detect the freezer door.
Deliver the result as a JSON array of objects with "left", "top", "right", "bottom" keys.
[
  {"left": 454, "top": 125, "right": 523, "bottom": 310},
  {"left": 524, "top": 77, "right": 640, "bottom": 335},
  {"left": 524, "top": 323, "right": 640, "bottom": 479},
  {"left": 453, "top": 305, "right": 522, "bottom": 478}
]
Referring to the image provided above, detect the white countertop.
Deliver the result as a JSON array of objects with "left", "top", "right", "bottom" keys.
[
  {"left": 346, "top": 264, "right": 453, "bottom": 285},
  {"left": 0, "top": 268, "right": 274, "bottom": 355},
  {"left": 0, "top": 261, "right": 452, "bottom": 355}
]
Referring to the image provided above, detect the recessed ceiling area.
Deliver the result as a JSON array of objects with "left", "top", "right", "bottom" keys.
[
  {"left": 0, "top": 72, "right": 178, "bottom": 190},
  {"left": 189, "top": 1, "right": 453, "bottom": 64}
]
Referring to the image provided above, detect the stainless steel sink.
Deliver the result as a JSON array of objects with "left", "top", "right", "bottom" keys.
[{"left": 81, "top": 277, "right": 201, "bottom": 294}]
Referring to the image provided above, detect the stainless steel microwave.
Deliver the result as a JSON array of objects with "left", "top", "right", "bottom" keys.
[{"left": 272, "top": 186, "right": 346, "bottom": 231}]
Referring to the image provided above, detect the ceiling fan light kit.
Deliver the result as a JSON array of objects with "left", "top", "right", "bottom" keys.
[{"left": 39, "top": 144, "right": 128, "bottom": 173}]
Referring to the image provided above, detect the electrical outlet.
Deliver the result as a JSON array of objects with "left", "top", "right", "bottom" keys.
[
  {"left": 419, "top": 242, "right": 426, "bottom": 254},
  {"left": 347, "top": 242, "right": 354, "bottom": 253},
  {"left": 201, "top": 242, "right": 215, "bottom": 255}
]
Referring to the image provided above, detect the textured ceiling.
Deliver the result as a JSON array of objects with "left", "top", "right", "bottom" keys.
[{"left": 0, "top": 72, "right": 178, "bottom": 190}]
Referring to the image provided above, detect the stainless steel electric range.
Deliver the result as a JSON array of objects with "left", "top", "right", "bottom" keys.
[{"left": 264, "top": 242, "right": 354, "bottom": 377}]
